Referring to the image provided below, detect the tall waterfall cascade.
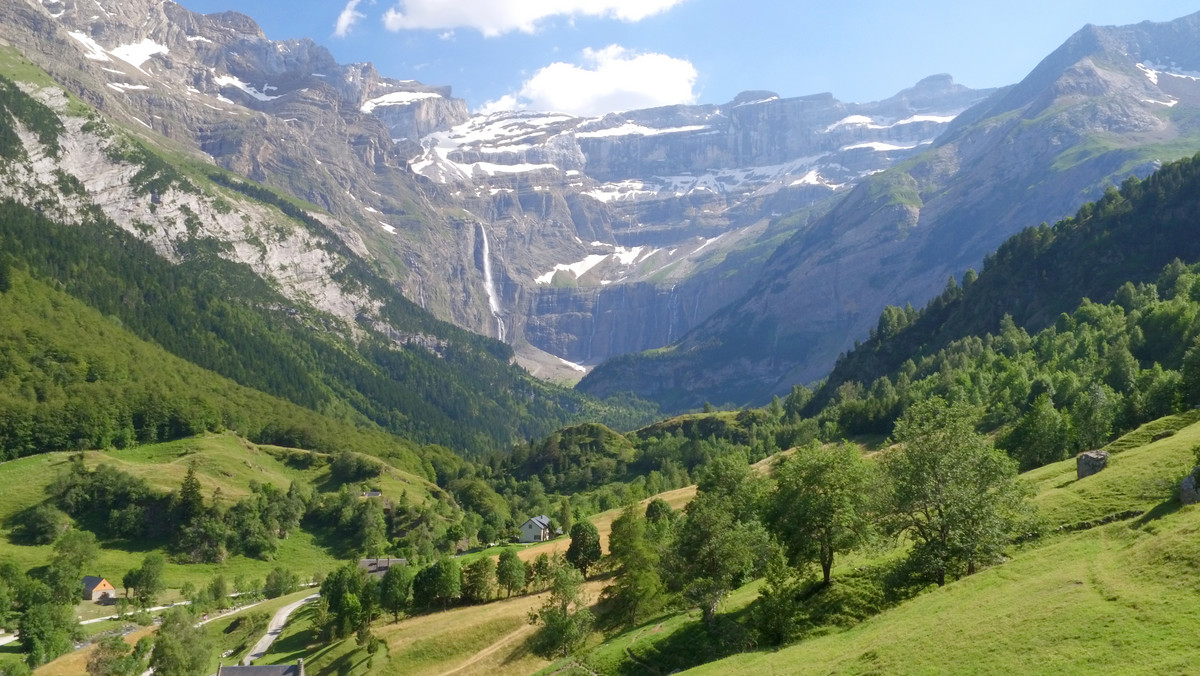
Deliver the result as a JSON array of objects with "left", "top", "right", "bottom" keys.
[{"left": 478, "top": 223, "right": 506, "bottom": 342}]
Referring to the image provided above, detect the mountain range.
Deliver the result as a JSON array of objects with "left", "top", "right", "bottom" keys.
[
  {"left": 0, "top": 0, "right": 992, "bottom": 384},
  {"left": 581, "top": 11, "right": 1200, "bottom": 410},
  {"left": 4, "top": 0, "right": 1200, "bottom": 416}
]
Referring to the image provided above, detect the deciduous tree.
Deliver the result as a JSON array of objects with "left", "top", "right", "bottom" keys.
[
  {"left": 883, "top": 397, "right": 1029, "bottom": 586},
  {"left": 767, "top": 442, "right": 874, "bottom": 584},
  {"left": 565, "top": 521, "right": 601, "bottom": 579},
  {"left": 149, "top": 608, "right": 211, "bottom": 676},
  {"left": 496, "top": 548, "right": 525, "bottom": 599},
  {"left": 528, "top": 564, "right": 592, "bottom": 658},
  {"left": 379, "top": 564, "right": 413, "bottom": 622},
  {"left": 461, "top": 558, "right": 495, "bottom": 604}
]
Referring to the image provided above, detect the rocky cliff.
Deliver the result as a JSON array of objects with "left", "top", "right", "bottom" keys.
[
  {"left": 580, "top": 11, "right": 1200, "bottom": 410},
  {"left": 408, "top": 76, "right": 991, "bottom": 366},
  {"left": 0, "top": 0, "right": 996, "bottom": 380}
]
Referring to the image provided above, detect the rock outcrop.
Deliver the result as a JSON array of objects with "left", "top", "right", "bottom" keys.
[
  {"left": 1181, "top": 472, "right": 1200, "bottom": 505},
  {"left": 1076, "top": 450, "right": 1110, "bottom": 480}
]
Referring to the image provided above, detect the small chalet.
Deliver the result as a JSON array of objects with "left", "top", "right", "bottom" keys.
[
  {"left": 82, "top": 576, "right": 115, "bottom": 602},
  {"left": 216, "top": 659, "right": 305, "bottom": 675},
  {"left": 359, "top": 490, "right": 383, "bottom": 498},
  {"left": 358, "top": 558, "right": 408, "bottom": 579},
  {"left": 519, "top": 515, "right": 552, "bottom": 543}
]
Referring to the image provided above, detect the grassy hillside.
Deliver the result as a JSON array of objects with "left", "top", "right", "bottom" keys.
[
  {"left": 0, "top": 431, "right": 439, "bottom": 589},
  {"left": 564, "top": 415, "right": 1200, "bottom": 675},
  {"left": 818, "top": 152, "right": 1200, "bottom": 411}
]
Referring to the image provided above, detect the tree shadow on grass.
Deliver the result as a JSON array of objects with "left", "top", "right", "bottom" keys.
[
  {"left": 255, "top": 606, "right": 320, "bottom": 665},
  {"left": 301, "top": 521, "right": 356, "bottom": 560},
  {"left": 1133, "top": 497, "right": 1182, "bottom": 528},
  {"left": 499, "top": 635, "right": 535, "bottom": 667},
  {"left": 605, "top": 607, "right": 756, "bottom": 676},
  {"left": 327, "top": 643, "right": 375, "bottom": 676}
]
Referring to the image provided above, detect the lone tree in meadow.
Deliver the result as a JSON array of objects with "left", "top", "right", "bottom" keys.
[
  {"left": 565, "top": 521, "right": 601, "bottom": 579},
  {"left": 767, "top": 441, "right": 874, "bottom": 584},
  {"left": 883, "top": 397, "right": 1029, "bottom": 586}
]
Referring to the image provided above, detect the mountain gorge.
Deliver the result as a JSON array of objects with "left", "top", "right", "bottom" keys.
[
  {"left": 582, "top": 11, "right": 1200, "bottom": 410},
  {"left": 0, "top": 0, "right": 993, "bottom": 382}
]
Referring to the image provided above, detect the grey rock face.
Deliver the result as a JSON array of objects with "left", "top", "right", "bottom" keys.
[
  {"left": 407, "top": 76, "right": 990, "bottom": 365},
  {"left": 1076, "top": 450, "right": 1110, "bottom": 480},
  {"left": 1181, "top": 473, "right": 1200, "bottom": 505}
]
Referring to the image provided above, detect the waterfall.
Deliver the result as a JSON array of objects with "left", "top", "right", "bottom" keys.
[{"left": 478, "top": 223, "right": 506, "bottom": 342}]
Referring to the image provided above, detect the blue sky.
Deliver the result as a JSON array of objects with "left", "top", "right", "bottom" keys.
[{"left": 176, "top": 0, "right": 1199, "bottom": 116}]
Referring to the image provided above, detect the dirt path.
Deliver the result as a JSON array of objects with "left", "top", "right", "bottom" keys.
[{"left": 433, "top": 623, "right": 537, "bottom": 676}]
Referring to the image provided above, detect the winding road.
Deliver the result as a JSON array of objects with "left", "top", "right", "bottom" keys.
[{"left": 242, "top": 593, "right": 319, "bottom": 665}]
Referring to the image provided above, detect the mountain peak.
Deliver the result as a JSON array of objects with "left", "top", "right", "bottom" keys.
[{"left": 731, "top": 90, "right": 780, "bottom": 105}]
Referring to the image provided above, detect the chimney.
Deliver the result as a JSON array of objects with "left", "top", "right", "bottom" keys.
[{"left": 298, "top": 658, "right": 305, "bottom": 676}]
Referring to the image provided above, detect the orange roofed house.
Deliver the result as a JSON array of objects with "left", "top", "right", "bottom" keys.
[{"left": 82, "top": 576, "right": 115, "bottom": 602}]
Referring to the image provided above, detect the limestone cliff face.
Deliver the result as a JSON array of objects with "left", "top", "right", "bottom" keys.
[
  {"left": 409, "top": 76, "right": 991, "bottom": 368},
  {"left": 581, "top": 11, "right": 1200, "bottom": 410},
  {"left": 0, "top": 0, "right": 991, "bottom": 379}
]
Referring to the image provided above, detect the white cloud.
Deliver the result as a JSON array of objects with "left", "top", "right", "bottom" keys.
[
  {"left": 382, "top": 0, "right": 688, "bottom": 37},
  {"left": 478, "top": 94, "right": 521, "bottom": 116},
  {"left": 334, "top": 0, "right": 367, "bottom": 38},
  {"left": 496, "top": 46, "right": 697, "bottom": 116}
]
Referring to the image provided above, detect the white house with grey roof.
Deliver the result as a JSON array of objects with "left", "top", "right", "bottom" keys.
[{"left": 519, "top": 515, "right": 552, "bottom": 543}]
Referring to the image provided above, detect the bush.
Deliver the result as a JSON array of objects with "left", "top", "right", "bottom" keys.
[
  {"left": 263, "top": 566, "right": 299, "bottom": 599},
  {"left": 13, "top": 504, "right": 69, "bottom": 545}
]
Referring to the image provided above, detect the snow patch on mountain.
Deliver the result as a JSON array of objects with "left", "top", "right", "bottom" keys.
[
  {"left": 214, "top": 74, "right": 281, "bottom": 102},
  {"left": 67, "top": 31, "right": 111, "bottom": 61},
  {"left": 110, "top": 39, "right": 169, "bottom": 72},
  {"left": 1138, "top": 62, "right": 1200, "bottom": 84},
  {"left": 734, "top": 96, "right": 780, "bottom": 107},
  {"left": 575, "top": 123, "right": 708, "bottom": 138},
  {"left": 790, "top": 169, "right": 843, "bottom": 189},
  {"left": 361, "top": 91, "right": 442, "bottom": 113},
  {"left": 558, "top": 357, "right": 588, "bottom": 373},
  {"left": 535, "top": 254, "right": 609, "bottom": 284},
  {"left": 843, "top": 141, "right": 926, "bottom": 152},
  {"left": 534, "top": 244, "right": 660, "bottom": 285}
]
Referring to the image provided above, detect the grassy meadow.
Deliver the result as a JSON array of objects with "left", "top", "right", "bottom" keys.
[{"left": 0, "top": 431, "right": 436, "bottom": 594}]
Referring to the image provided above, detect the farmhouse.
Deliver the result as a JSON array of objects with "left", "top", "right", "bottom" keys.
[
  {"left": 519, "top": 515, "right": 552, "bottom": 543},
  {"left": 82, "top": 576, "right": 116, "bottom": 602},
  {"left": 358, "top": 558, "right": 408, "bottom": 579},
  {"left": 216, "top": 659, "right": 305, "bottom": 675}
]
